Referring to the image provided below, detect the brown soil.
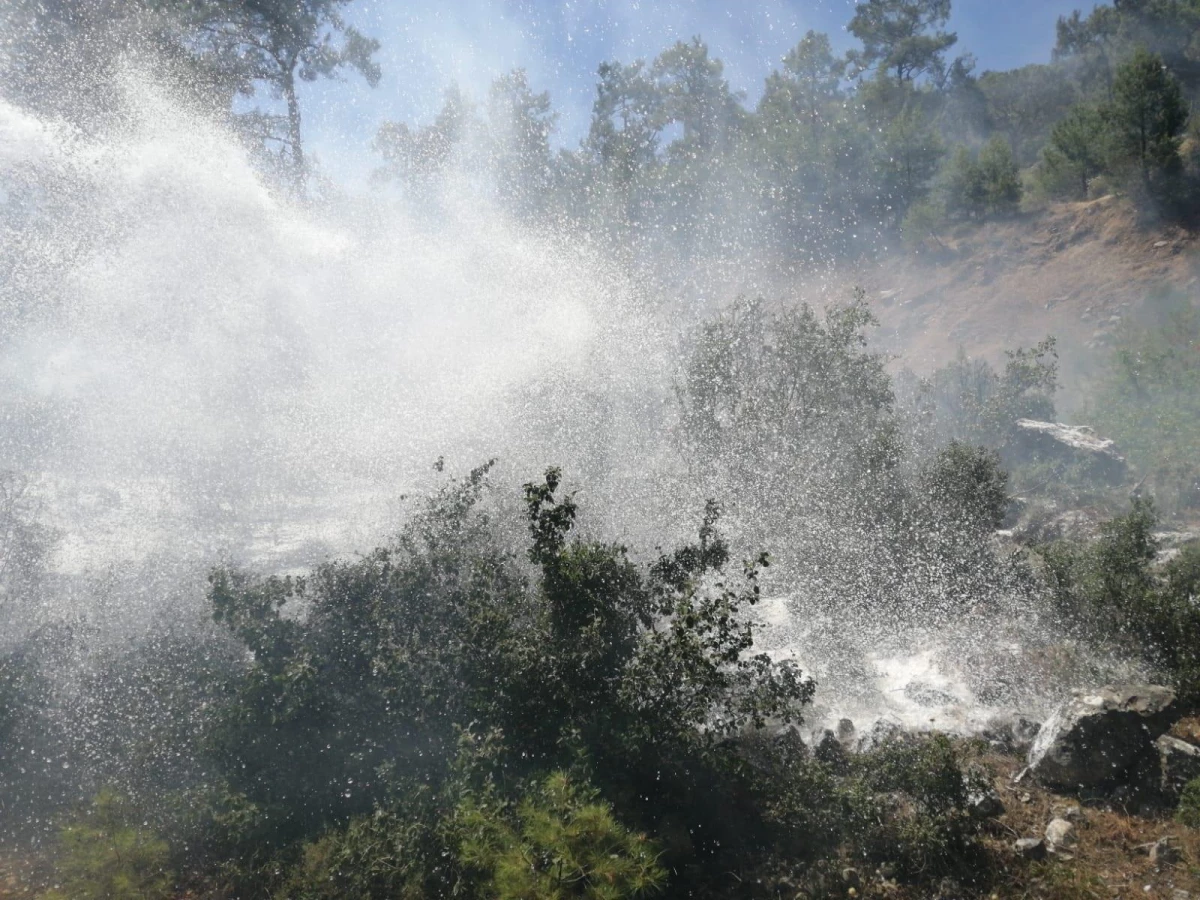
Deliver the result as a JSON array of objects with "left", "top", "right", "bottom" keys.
[{"left": 848, "top": 197, "right": 1200, "bottom": 410}]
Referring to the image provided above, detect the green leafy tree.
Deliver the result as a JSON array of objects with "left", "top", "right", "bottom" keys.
[
  {"left": 1055, "top": 1, "right": 1200, "bottom": 99},
  {"left": 581, "top": 60, "right": 662, "bottom": 237},
  {"left": 1092, "top": 291, "right": 1200, "bottom": 513},
  {"left": 42, "top": 789, "right": 173, "bottom": 900},
  {"left": 585, "top": 60, "right": 662, "bottom": 184},
  {"left": 652, "top": 38, "right": 744, "bottom": 158},
  {"left": 977, "top": 135, "right": 1022, "bottom": 213},
  {"left": 874, "top": 104, "right": 945, "bottom": 221},
  {"left": 1042, "top": 500, "right": 1200, "bottom": 706},
  {"left": 373, "top": 84, "right": 475, "bottom": 188},
  {"left": 204, "top": 0, "right": 381, "bottom": 183},
  {"left": 923, "top": 338, "right": 1058, "bottom": 448},
  {"left": 457, "top": 771, "right": 666, "bottom": 900},
  {"left": 979, "top": 64, "right": 1078, "bottom": 165},
  {"left": 846, "top": 0, "right": 959, "bottom": 86},
  {"left": 755, "top": 32, "right": 860, "bottom": 251},
  {"left": 1041, "top": 104, "right": 1108, "bottom": 199},
  {"left": 769, "top": 31, "right": 847, "bottom": 135},
  {"left": 203, "top": 460, "right": 812, "bottom": 883},
  {"left": 487, "top": 69, "right": 558, "bottom": 216},
  {"left": 1104, "top": 48, "right": 1189, "bottom": 192}
]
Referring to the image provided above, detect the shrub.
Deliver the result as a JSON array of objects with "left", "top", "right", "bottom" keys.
[
  {"left": 1091, "top": 290, "right": 1200, "bottom": 515},
  {"left": 201, "top": 464, "right": 813, "bottom": 891},
  {"left": 941, "top": 137, "right": 1022, "bottom": 220},
  {"left": 457, "top": 770, "right": 666, "bottom": 900},
  {"left": 920, "top": 339, "right": 1058, "bottom": 451},
  {"left": 41, "top": 789, "right": 174, "bottom": 900},
  {"left": 1040, "top": 499, "right": 1200, "bottom": 706},
  {"left": 1179, "top": 776, "right": 1200, "bottom": 828}
]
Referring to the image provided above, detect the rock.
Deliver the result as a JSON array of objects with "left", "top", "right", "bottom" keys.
[
  {"left": 1050, "top": 803, "right": 1082, "bottom": 822},
  {"left": 983, "top": 714, "right": 1041, "bottom": 753},
  {"left": 1011, "top": 419, "right": 1127, "bottom": 482},
  {"left": 967, "top": 782, "right": 1005, "bottom": 819},
  {"left": 1157, "top": 734, "right": 1200, "bottom": 799},
  {"left": 841, "top": 867, "right": 861, "bottom": 888},
  {"left": 1015, "top": 837, "right": 1047, "bottom": 860},
  {"left": 1150, "top": 837, "right": 1183, "bottom": 865},
  {"left": 836, "top": 718, "right": 856, "bottom": 744},
  {"left": 1044, "top": 817, "right": 1076, "bottom": 852},
  {"left": 1027, "top": 685, "right": 1177, "bottom": 790},
  {"left": 936, "top": 876, "right": 962, "bottom": 899}
]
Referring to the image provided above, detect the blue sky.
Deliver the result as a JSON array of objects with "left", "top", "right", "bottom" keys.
[{"left": 300, "top": 0, "right": 1100, "bottom": 177}]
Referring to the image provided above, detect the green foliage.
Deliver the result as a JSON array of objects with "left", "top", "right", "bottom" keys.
[
  {"left": 1092, "top": 292, "right": 1200, "bottom": 514},
  {"left": 275, "top": 800, "right": 443, "bottom": 900},
  {"left": 1041, "top": 104, "right": 1108, "bottom": 199},
  {"left": 922, "top": 338, "right": 1058, "bottom": 449},
  {"left": 846, "top": 0, "right": 958, "bottom": 86},
  {"left": 488, "top": 69, "right": 559, "bottom": 216},
  {"left": 1179, "top": 776, "right": 1200, "bottom": 829},
  {"left": 201, "top": 460, "right": 813, "bottom": 893},
  {"left": 1041, "top": 499, "right": 1200, "bottom": 707},
  {"left": 921, "top": 441, "right": 1010, "bottom": 533},
  {"left": 41, "top": 789, "right": 173, "bottom": 900},
  {"left": 457, "top": 771, "right": 666, "bottom": 900},
  {"left": 749, "top": 733, "right": 986, "bottom": 885},
  {"left": 875, "top": 105, "right": 946, "bottom": 221},
  {"left": 1105, "top": 48, "right": 1189, "bottom": 194},
  {"left": 676, "top": 291, "right": 900, "bottom": 517},
  {"left": 979, "top": 64, "right": 1078, "bottom": 165},
  {"left": 942, "top": 137, "right": 1022, "bottom": 219}
]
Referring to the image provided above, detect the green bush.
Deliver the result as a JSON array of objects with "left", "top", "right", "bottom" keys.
[
  {"left": 746, "top": 733, "right": 987, "bottom": 888},
  {"left": 457, "top": 770, "right": 666, "bottom": 900},
  {"left": 41, "top": 789, "right": 174, "bottom": 900},
  {"left": 1041, "top": 499, "right": 1200, "bottom": 707},
  {"left": 920, "top": 339, "right": 1058, "bottom": 451},
  {"left": 1179, "top": 776, "right": 1200, "bottom": 829},
  {"left": 200, "top": 463, "right": 813, "bottom": 894},
  {"left": 941, "top": 137, "right": 1022, "bottom": 220},
  {"left": 1091, "top": 291, "right": 1200, "bottom": 515}
]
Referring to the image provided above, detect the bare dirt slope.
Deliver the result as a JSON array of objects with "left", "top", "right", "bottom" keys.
[{"left": 852, "top": 197, "right": 1199, "bottom": 407}]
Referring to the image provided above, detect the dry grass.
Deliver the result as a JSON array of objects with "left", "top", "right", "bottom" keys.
[{"left": 974, "top": 750, "right": 1200, "bottom": 899}]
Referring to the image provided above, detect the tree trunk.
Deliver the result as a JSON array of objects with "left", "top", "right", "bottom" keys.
[{"left": 282, "top": 66, "right": 305, "bottom": 194}]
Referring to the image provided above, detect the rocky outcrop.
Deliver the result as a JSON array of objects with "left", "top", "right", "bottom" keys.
[
  {"left": 1157, "top": 734, "right": 1200, "bottom": 800},
  {"left": 1026, "top": 685, "right": 1177, "bottom": 791},
  {"left": 1011, "top": 420, "right": 1127, "bottom": 481}
]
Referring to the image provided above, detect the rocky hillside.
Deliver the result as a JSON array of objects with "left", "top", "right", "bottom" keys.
[{"left": 857, "top": 197, "right": 1199, "bottom": 407}]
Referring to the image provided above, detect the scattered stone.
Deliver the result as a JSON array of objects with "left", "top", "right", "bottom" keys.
[
  {"left": 1149, "top": 837, "right": 1182, "bottom": 866},
  {"left": 936, "top": 876, "right": 962, "bottom": 899},
  {"left": 1157, "top": 734, "right": 1200, "bottom": 799},
  {"left": 1044, "top": 817, "right": 1077, "bottom": 852},
  {"left": 1012, "top": 420, "right": 1127, "bottom": 482},
  {"left": 967, "top": 785, "right": 1005, "bottom": 819},
  {"left": 1171, "top": 889, "right": 1191, "bottom": 899},
  {"left": 1050, "top": 803, "right": 1082, "bottom": 822},
  {"left": 1155, "top": 240, "right": 1170, "bottom": 248},
  {"left": 841, "top": 867, "right": 861, "bottom": 888},
  {"left": 1020, "top": 791, "right": 1033, "bottom": 803},
  {"left": 1015, "top": 837, "right": 1047, "bottom": 860},
  {"left": 1027, "top": 684, "right": 1177, "bottom": 790}
]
